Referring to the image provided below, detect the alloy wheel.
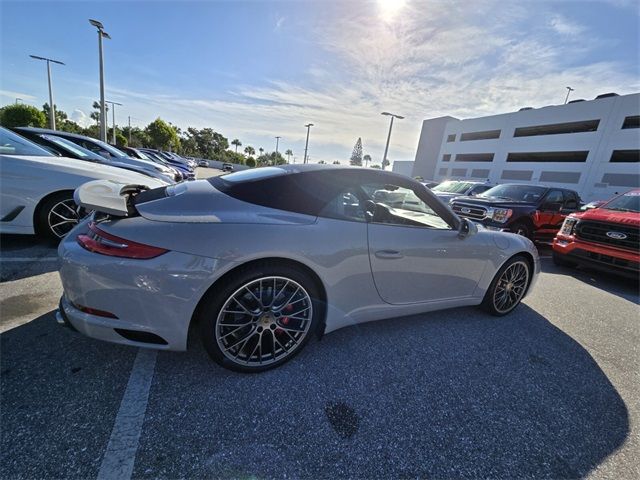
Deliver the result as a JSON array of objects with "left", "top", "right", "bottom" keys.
[
  {"left": 492, "top": 260, "right": 529, "bottom": 313},
  {"left": 48, "top": 199, "right": 80, "bottom": 238},
  {"left": 215, "top": 276, "right": 313, "bottom": 367}
]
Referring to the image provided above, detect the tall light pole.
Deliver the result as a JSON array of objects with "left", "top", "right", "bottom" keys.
[
  {"left": 89, "top": 19, "right": 111, "bottom": 141},
  {"left": 381, "top": 111, "right": 404, "bottom": 170},
  {"left": 275, "top": 136, "right": 281, "bottom": 155},
  {"left": 105, "top": 100, "right": 122, "bottom": 143},
  {"left": 303, "top": 123, "right": 313, "bottom": 164},
  {"left": 29, "top": 55, "right": 65, "bottom": 130},
  {"left": 564, "top": 86, "right": 575, "bottom": 104}
]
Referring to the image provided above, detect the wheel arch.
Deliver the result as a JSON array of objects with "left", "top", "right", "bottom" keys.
[
  {"left": 188, "top": 256, "right": 328, "bottom": 348},
  {"left": 32, "top": 189, "right": 76, "bottom": 236}
]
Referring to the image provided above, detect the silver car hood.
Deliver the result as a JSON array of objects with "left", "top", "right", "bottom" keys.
[{"left": 136, "top": 179, "right": 316, "bottom": 225}]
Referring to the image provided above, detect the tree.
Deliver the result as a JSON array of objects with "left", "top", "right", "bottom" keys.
[
  {"left": 318, "top": 160, "right": 326, "bottom": 164},
  {"left": 244, "top": 146, "right": 255, "bottom": 157},
  {"left": 221, "top": 151, "right": 246, "bottom": 165},
  {"left": 350, "top": 137, "right": 363, "bottom": 166},
  {"left": 90, "top": 101, "right": 108, "bottom": 127},
  {"left": 185, "top": 127, "right": 228, "bottom": 159},
  {"left": 332, "top": 160, "right": 341, "bottom": 165},
  {"left": 0, "top": 104, "right": 46, "bottom": 128},
  {"left": 363, "top": 154, "right": 371, "bottom": 167},
  {"left": 231, "top": 138, "right": 242, "bottom": 153},
  {"left": 371, "top": 164, "right": 381, "bottom": 169},
  {"left": 40, "top": 103, "right": 83, "bottom": 133},
  {"left": 285, "top": 149, "right": 293, "bottom": 163},
  {"left": 146, "top": 117, "right": 180, "bottom": 150},
  {"left": 382, "top": 157, "right": 390, "bottom": 170},
  {"left": 245, "top": 157, "right": 256, "bottom": 168},
  {"left": 258, "top": 147, "right": 264, "bottom": 156}
]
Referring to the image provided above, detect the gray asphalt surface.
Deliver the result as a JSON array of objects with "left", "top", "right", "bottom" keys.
[{"left": 1, "top": 199, "right": 638, "bottom": 478}]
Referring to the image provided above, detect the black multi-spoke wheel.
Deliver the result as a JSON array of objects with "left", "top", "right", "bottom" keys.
[
  {"left": 481, "top": 256, "right": 530, "bottom": 316},
  {"left": 36, "top": 192, "right": 81, "bottom": 241},
  {"left": 200, "top": 265, "right": 321, "bottom": 372}
]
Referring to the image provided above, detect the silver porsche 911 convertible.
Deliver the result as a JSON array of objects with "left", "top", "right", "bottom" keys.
[{"left": 58, "top": 165, "right": 539, "bottom": 372}]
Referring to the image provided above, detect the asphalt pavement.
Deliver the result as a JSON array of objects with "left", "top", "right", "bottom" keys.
[{"left": 1, "top": 190, "right": 638, "bottom": 478}]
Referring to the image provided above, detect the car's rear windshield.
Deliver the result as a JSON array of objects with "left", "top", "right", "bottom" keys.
[
  {"left": 479, "top": 184, "right": 547, "bottom": 202},
  {"left": 41, "top": 135, "right": 103, "bottom": 160},
  {"left": 0, "top": 128, "right": 53, "bottom": 156},
  {"left": 602, "top": 191, "right": 640, "bottom": 213},
  {"left": 432, "top": 180, "right": 475, "bottom": 193}
]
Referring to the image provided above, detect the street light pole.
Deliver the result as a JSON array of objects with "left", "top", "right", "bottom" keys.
[
  {"left": 89, "top": 19, "right": 111, "bottom": 142},
  {"left": 275, "top": 136, "right": 281, "bottom": 155},
  {"left": 105, "top": 100, "right": 122, "bottom": 144},
  {"left": 564, "top": 86, "right": 575, "bottom": 104},
  {"left": 29, "top": 55, "right": 65, "bottom": 130},
  {"left": 303, "top": 123, "right": 313, "bottom": 164},
  {"left": 381, "top": 111, "right": 404, "bottom": 170}
]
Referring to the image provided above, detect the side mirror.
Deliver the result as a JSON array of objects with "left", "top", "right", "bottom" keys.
[{"left": 458, "top": 218, "right": 478, "bottom": 239}]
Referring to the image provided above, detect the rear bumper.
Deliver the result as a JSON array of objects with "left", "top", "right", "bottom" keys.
[{"left": 553, "top": 234, "right": 640, "bottom": 277}]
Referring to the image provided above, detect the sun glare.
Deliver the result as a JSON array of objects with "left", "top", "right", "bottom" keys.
[{"left": 377, "top": 0, "right": 407, "bottom": 22}]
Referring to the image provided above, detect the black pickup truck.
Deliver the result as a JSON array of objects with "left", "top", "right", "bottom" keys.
[{"left": 449, "top": 183, "right": 581, "bottom": 241}]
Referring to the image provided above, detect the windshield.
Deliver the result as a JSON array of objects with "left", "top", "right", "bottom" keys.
[
  {"left": 602, "top": 191, "right": 640, "bottom": 213},
  {"left": 432, "top": 181, "right": 475, "bottom": 194},
  {"left": 479, "top": 184, "right": 547, "bottom": 202},
  {"left": 40, "top": 135, "right": 104, "bottom": 160},
  {"left": 66, "top": 135, "right": 128, "bottom": 158},
  {"left": 0, "top": 128, "right": 52, "bottom": 156}
]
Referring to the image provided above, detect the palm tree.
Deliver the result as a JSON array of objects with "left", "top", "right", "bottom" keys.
[
  {"left": 244, "top": 146, "right": 255, "bottom": 157},
  {"left": 259, "top": 147, "right": 264, "bottom": 156},
  {"left": 231, "top": 138, "right": 242, "bottom": 153},
  {"left": 285, "top": 149, "right": 293, "bottom": 163},
  {"left": 363, "top": 154, "right": 372, "bottom": 167}
]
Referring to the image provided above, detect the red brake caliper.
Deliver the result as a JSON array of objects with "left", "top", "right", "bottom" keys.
[{"left": 275, "top": 304, "right": 293, "bottom": 335}]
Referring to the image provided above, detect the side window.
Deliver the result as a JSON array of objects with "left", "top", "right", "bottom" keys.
[
  {"left": 319, "top": 187, "right": 366, "bottom": 222},
  {"left": 363, "top": 183, "right": 451, "bottom": 229},
  {"left": 542, "top": 190, "right": 564, "bottom": 210},
  {"left": 471, "top": 185, "right": 491, "bottom": 195},
  {"left": 563, "top": 191, "right": 578, "bottom": 210}
]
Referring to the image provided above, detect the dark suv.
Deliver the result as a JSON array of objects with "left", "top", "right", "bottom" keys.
[{"left": 450, "top": 183, "right": 581, "bottom": 241}]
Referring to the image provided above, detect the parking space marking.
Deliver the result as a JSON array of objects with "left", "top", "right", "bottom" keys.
[{"left": 97, "top": 349, "right": 157, "bottom": 480}]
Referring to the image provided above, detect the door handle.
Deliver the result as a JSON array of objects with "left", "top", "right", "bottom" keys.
[{"left": 375, "top": 250, "right": 404, "bottom": 259}]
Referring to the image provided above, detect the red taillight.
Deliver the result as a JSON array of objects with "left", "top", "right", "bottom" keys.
[
  {"left": 77, "top": 222, "right": 168, "bottom": 259},
  {"left": 72, "top": 301, "right": 118, "bottom": 319}
]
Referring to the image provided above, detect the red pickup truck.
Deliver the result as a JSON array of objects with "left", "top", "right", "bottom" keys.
[{"left": 552, "top": 190, "right": 639, "bottom": 278}]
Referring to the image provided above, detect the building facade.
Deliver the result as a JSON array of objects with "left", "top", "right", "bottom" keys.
[{"left": 412, "top": 93, "right": 640, "bottom": 202}]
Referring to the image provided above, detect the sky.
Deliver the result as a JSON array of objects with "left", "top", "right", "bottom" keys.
[{"left": 1, "top": 0, "right": 639, "bottom": 165}]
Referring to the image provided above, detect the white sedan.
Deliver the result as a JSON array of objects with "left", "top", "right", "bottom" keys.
[{"left": 0, "top": 127, "right": 169, "bottom": 240}]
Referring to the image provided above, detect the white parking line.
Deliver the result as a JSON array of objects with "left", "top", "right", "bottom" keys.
[
  {"left": 97, "top": 349, "right": 157, "bottom": 480},
  {"left": 0, "top": 257, "right": 58, "bottom": 262}
]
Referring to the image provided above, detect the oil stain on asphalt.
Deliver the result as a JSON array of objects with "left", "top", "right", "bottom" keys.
[{"left": 325, "top": 401, "right": 359, "bottom": 438}]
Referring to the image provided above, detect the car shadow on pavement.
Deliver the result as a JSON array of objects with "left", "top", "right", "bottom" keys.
[
  {"left": 0, "top": 310, "right": 138, "bottom": 479},
  {"left": 132, "top": 304, "right": 629, "bottom": 479},
  {"left": 541, "top": 257, "right": 639, "bottom": 305},
  {"left": 1, "top": 234, "right": 59, "bottom": 282}
]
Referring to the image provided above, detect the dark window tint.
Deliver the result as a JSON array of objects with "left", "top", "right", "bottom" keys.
[
  {"left": 507, "top": 151, "right": 588, "bottom": 162},
  {"left": 446, "top": 134, "right": 456, "bottom": 142},
  {"left": 442, "top": 154, "right": 451, "bottom": 162},
  {"left": 514, "top": 120, "right": 599, "bottom": 137},
  {"left": 622, "top": 115, "right": 640, "bottom": 129},
  {"left": 543, "top": 190, "right": 564, "bottom": 205},
  {"left": 455, "top": 153, "right": 494, "bottom": 162},
  {"left": 460, "top": 130, "right": 500, "bottom": 141},
  {"left": 610, "top": 150, "right": 640, "bottom": 163}
]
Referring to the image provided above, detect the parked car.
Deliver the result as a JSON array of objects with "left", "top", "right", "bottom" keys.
[
  {"left": 450, "top": 183, "right": 581, "bottom": 241},
  {"left": 58, "top": 165, "right": 539, "bottom": 372},
  {"left": 198, "top": 159, "right": 209, "bottom": 167},
  {"left": 138, "top": 148, "right": 195, "bottom": 180},
  {"left": 0, "top": 127, "right": 168, "bottom": 240},
  {"left": 12, "top": 128, "right": 180, "bottom": 181},
  {"left": 431, "top": 180, "right": 494, "bottom": 202},
  {"left": 421, "top": 180, "right": 440, "bottom": 189},
  {"left": 112, "top": 145, "right": 183, "bottom": 181},
  {"left": 16, "top": 128, "right": 177, "bottom": 183},
  {"left": 552, "top": 190, "right": 639, "bottom": 278},
  {"left": 222, "top": 162, "right": 234, "bottom": 172}
]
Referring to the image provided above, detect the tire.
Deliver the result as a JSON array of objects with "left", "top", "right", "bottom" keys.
[
  {"left": 552, "top": 251, "right": 577, "bottom": 268},
  {"left": 35, "top": 192, "right": 81, "bottom": 241},
  {"left": 509, "top": 221, "right": 532, "bottom": 239},
  {"left": 481, "top": 255, "right": 531, "bottom": 316},
  {"left": 199, "top": 263, "right": 322, "bottom": 373}
]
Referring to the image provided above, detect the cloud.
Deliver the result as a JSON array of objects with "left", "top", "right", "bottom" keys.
[
  {"left": 549, "top": 15, "right": 585, "bottom": 36},
  {"left": 274, "top": 15, "right": 285, "bottom": 31},
  {"left": 0, "top": 90, "right": 36, "bottom": 102},
  {"left": 71, "top": 109, "right": 92, "bottom": 128}
]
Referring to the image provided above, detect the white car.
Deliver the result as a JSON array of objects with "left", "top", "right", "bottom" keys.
[{"left": 0, "top": 127, "right": 169, "bottom": 240}]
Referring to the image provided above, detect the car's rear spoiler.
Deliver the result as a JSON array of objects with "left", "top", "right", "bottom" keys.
[{"left": 74, "top": 180, "right": 150, "bottom": 217}]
